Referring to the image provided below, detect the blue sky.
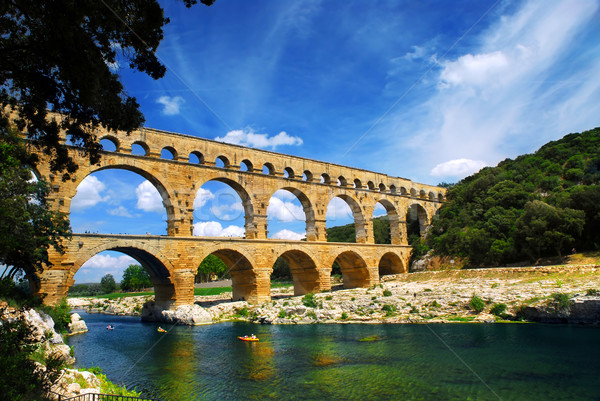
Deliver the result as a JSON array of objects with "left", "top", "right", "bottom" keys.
[{"left": 72, "top": 0, "right": 600, "bottom": 283}]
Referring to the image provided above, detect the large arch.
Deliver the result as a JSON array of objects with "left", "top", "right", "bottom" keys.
[
  {"left": 326, "top": 194, "right": 367, "bottom": 243},
  {"left": 69, "top": 163, "right": 175, "bottom": 233},
  {"left": 266, "top": 187, "right": 315, "bottom": 241},
  {"left": 407, "top": 203, "right": 429, "bottom": 237},
  {"left": 333, "top": 250, "right": 370, "bottom": 289},
  {"left": 195, "top": 176, "right": 255, "bottom": 239},
  {"left": 374, "top": 199, "right": 403, "bottom": 245},
  {"left": 276, "top": 249, "right": 322, "bottom": 296},
  {"left": 207, "top": 248, "right": 259, "bottom": 302},
  {"left": 378, "top": 252, "right": 406, "bottom": 276}
]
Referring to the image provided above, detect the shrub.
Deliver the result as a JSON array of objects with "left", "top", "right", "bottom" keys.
[
  {"left": 325, "top": 295, "right": 333, "bottom": 301},
  {"left": 468, "top": 294, "right": 486, "bottom": 313},
  {"left": 586, "top": 289, "right": 599, "bottom": 296},
  {"left": 235, "top": 307, "right": 248, "bottom": 317},
  {"left": 43, "top": 298, "right": 71, "bottom": 333},
  {"left": 490, "top": 303, "right": 507, "bottom": 316},
  {"left": 278, "top": 309, "right": 287, "bottom": 319},
  {"left": 341, "top": 312, "right": 348, "bottom": 320},
  {"left": 430, "top": 300, "right": 441, "bottom": 308},
  {"left": 383, "top": 289, "right": 392, "bottom": 297},
  {"left": 382, "top": 304, "right": 396, "bottom": 316},
  {"left": 550, "top": 293, "right": 572, "bottom": 310},
  {"left": 302, "top": 293, "right": 318, "bottom": 308}
]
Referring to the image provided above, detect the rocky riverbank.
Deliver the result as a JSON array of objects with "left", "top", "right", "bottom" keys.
[{"left": 69, "top": 264, "right": 600, "bottom": 325}]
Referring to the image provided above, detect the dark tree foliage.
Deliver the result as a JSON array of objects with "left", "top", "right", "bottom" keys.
[
  {"left": 271, "top": 257, "right": 292, "bottom": 281},
  {"left": 120, "top": 264, "right": 151, "bottom": 292},
  {"left": 326, "top": 216, "right": 391, "bottom": 244},
  {"left": 428, "top": 127, "right": 600, "bottom": 266},
  {"left": 0, "top": 125, "right": 71, "bottom": 280},
  {"left": 195, "top": 254, "right": 229, "bottom": 283},
  {"left": 0, "top": 0, "right": 213, "bottom": 178},
  {"left": 100, "top": 274, "right": 117, "bottom": 294}
]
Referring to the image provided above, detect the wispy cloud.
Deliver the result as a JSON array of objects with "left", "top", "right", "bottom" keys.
[
  {"left": 77, "top": 253, "right": 137, "bottom": 283},
  {"left": 193, "top": 221, "right": 244, "bottom": 237},
  {"left": 271, "top": 229, "right": 306, "bottom": 240},
  {"left": 431, "top": 159, "right": 488, "bottom": 178},
  {"left": 215, "top": 129, "right": 303, "bottom": 149},
  {"left": 156, "top": 95, "right": 184, "bottom": 115}
]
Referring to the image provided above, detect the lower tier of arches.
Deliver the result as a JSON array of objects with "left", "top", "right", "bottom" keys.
[{"left": 37, "top": 234, "right": 411, "bottom": 307}]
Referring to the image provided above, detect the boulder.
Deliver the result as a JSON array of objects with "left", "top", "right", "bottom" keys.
[
  {"left": 68, "top": 313, "right": 88, "bottom": 335},
  {"left": 142, "top": 301, "right": 212, "bottom": 325}
]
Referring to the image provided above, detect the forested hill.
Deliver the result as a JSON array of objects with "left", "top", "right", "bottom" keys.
[{"left": 428, "top": 127, "right": 600, "bottom": 267}]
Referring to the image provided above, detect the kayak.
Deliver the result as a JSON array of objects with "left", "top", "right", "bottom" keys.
[
  {"left": 238, "top": 336, "right": 259, "bottom": 342},
  {"left": 157, "top": 328, "right": 167, "bottom": 333}
]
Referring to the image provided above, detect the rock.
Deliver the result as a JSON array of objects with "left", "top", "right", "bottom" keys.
[
  {"left": 68, "top": 313, "right": 88, "bottom": 335},
  {"left": 67, "top": 383, "right": 81, "bottom": 394},
  {"left": 142, "top": 301, "right": 212, "bottom": 325},
  {"left": 474, "top": 313, "right": 496, "bottom": 323}
]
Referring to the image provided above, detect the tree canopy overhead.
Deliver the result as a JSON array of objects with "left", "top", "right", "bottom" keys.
[{"left": 0, "top": 0, "right": 213, "bottom": 178}]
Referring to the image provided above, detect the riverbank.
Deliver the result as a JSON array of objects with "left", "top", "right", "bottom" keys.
[{"left": 69, "top": 264, "right": 600, "bottom": 325}]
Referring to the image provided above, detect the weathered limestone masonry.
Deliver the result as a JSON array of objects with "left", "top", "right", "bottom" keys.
[{"left": 32, "top": 124, "right": 445, "bottom": 307}]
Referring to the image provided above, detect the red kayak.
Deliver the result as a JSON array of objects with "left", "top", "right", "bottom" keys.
[{"left": 238, "top": 336, "right": 259, "bottom": 342}]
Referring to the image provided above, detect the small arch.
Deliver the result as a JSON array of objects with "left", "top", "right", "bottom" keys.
[
  {"left": 429, "top": 191, "right": 435, "bottom": 201},
  {"left": 321, "top": 173, "right": 331, "bottom": 184},
  {"left": 131, "top": 141, "right": 148, "bottom": 156},
  {"left": 419, "top": 189, "right": 427, "bottom": 199},
  {"left": 337, "top": 176, "right": 347, "bottom": 187},
  {"left": 333, "top": 250, "right": 371, "bottom": 289},
  {"left": 189, "top": 151, "right": 204, "bottom": 164},
  {"left": 379, "top": 183, "right": 386, "bottom": 192},
  {"left": 262, "top": 163, "right": 276, "bottom": 175},
  {"left": 161, "top": 146, "right": 177, "bottom": 160},
  {"left": 438, "top": 193, "right": 444, "bottom": 202},
  {"left": 302, "top": 170, "right": 313, "bottom": 182},
  {"left": 389, "top": 185, "right": 397, "bottom": 194},
  {"left": 379, "top": 252, "right": 406, "bottom": 276},
  {"left": 353, "top": 179, "right": 362, "bottom": 189},
  {"left": 410, "top": 188, "right": 417, "bottom": 198},
  {"left": 99, "top": 137, "right": 118, "bottom": 152},
  {"left": 367, "top": 181, "right": 375, "bottom": 190},
  {"left": 400, "top": 187, "right": 408, "bottom": 196},
  {"left": 240, "top": 159, "right": 253, "bottom": 172},
  {"left": 216, "top": 155, "right": 230, "bottom": 168},
  {"left": 283, "top": 167, "right": 295, "bottom": 179}
]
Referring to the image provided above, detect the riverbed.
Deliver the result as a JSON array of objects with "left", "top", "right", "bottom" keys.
[{"left": 67, "top": 311, "right": 600, "bottom": 400}]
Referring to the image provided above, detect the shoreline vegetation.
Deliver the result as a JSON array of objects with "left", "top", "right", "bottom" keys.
[{"left": 69, "top": 263, "right": 600, "bottom": 326}]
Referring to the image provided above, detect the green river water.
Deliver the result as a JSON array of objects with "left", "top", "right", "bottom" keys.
[{"left": 66, "top": 312, "right": 600, "bottom": 400}]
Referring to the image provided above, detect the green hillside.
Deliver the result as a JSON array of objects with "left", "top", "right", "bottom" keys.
[
  {"left": 428, "top": 127, "right": 600, "bottom": 266},
  {"left": 326, "top": 215, "right": 393, "bottom": 244}
]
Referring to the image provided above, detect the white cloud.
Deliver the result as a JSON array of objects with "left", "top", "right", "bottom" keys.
[
  {"left": 107, "top": 206, "right": 134, "bottom": 218},
  {"left": 271, "top": 229, "right": 306, "bottom": 240},
  {"left": 430, "top": 159, "right": 488, "bottom": 177},
  {"left": 156, "top": 95, "right": 184, "bottom": 115},
  {"left": 77, "top": 253, "right": 137, "bottom": 283},
  {"left": 193, "top": 221, "right": 245, "bottom": 237},
  {"left": 373, "top": 203, "right": 387, "bottom": 217},
  {"left": 440, "top": 51, "right": 509, "bottom": 88},
  {"left": 194, "top": 187, "right": 214, "bottom": 209},
  {"left": 215, "top": 129, "right": 303, "bottom": 149},
  {"left": 273, "top": 189, "right": 297, "bottom": 201},
  {"left": 267, "top": 196, "right": 305, "bottom": 222},
  {"left": 210, "top": 202, "right": 244, "bottom": 221},
  {"left": 326, "top": 197, "right": 353, "bottom": 220},
  {"left": 71, "top": 176, "right": 109, "bottom": 211},
  {"left": 136, "top": 181, "right": 164, "bottom": 213}
]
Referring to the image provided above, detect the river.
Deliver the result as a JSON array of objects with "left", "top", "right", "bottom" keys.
[{"left": 66, "top": 312, "right": 600, "bottom": 401}]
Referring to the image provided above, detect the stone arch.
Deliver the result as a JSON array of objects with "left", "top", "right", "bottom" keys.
[
  {"left": 283, "top": 167, "right": 295, "bottom": 179},
  {"left": 199, "top": 247, "right": 261, "bottom": 303},
  {"left": 400, "top": 186, "right": 408, "bottom": 196},
  {"left": 438, "top": 193, "right": 444, "bottom": 202},
  {"left": 276, "top": 249, "right": 323, "bottom": 295},
  {"left": 268, "top": 186, "right": 316, "bottom": 241},
  {"left": 373, "top": 198, "right": 401, "bottom": 245},
  {"left": 410, "top": 188, "right": 417, "bottom": 198},
  {"left": 378, "top": 252, "right": 406, "bottom": 276},
  {"left": 216, "top": 155, "right": 230, "bottom": 168},
  {"left": 407, "top": 203, "right": 429, "bottom": 237},
  {"left": 302, "top": 170, "right": 313, "bottom": 182},
  {"left": 333, "top": 250, "right": 371, "bottom": 289},
  {"left": 161, "top": 146, "right": 177, "bottom": 160},
  {"left": 429, "top": 191, "right": 435, "bottom": 201},
  {"left": 196, "top": 176, "right": 255, "bottom": 239},
  {"left": 337, "top": 176, "right": 347, "bottom": 187},
  {"left": 389, "top": 184, "right": 397, "bottom": 194},
  {"left": 240, "top": 159, "right": 253, "bottom": 172},
  {"left": 263, "top": 162, "right": 276, "bottom": 175},
  {"left": 321, "top": 173, "right": 331, "bottom": 184},
  {"left": 99, "top": 135, "right": 120, "bottom": 152},
  {"left": 367, "top": 181, "right": 375, "bottom": 190},
  {"left": 189, "top": 151, "right": 204, "bottom": 164},
  {"left": 70, "top": 241, "right": 175, "bottom": 306},
  {"left": 419, "top": 189, "right": 427, "bottom": 199},
  {"left": 132, "top": 141, "right": 149, "bottom": 156},
  {"left": 379, "top": 183, "right": 386, "bottom": 192},
  {"left": 354, "top": 178, "right": 362, "bottom": 189},
  {"left": 328, "top": 194, "right": 368, "bottom": 243},
  {"left": 70, "top": 163, "right": 175, "bottom": 233}
]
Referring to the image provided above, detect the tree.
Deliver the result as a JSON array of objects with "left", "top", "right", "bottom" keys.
[
  {"left": 196, "top": 255, "right": 229, "bottom": 283},
  {"left": 120, "top": 265, "right": 151, "bottom": 292},
  {"left": 0, "top": 125, "right": 71, "bottom": 281},
  {"left": 100, "top": 274, "right": 117, "bottom": 294},
  {"left": 1, "top": 0, "right": 214, "bottom": 178}
]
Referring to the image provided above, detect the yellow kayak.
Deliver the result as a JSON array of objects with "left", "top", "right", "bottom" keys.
[
  {"left": 238, "top": 336, "right": 259, "bottom": 342},
  {"left": 158, "top": 327, "right": 167, "bottom": 333}
]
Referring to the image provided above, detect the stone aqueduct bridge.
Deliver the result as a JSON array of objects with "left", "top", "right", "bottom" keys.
[{"left": 35, "top": 126, "right": 445, "bottom": 307}]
